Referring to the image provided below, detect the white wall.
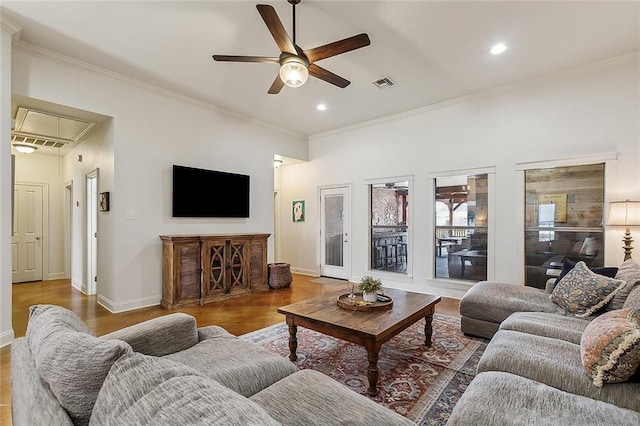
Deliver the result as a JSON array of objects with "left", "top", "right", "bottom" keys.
[
  {"left": 8, "top": 47, "right": 308, "bottom": 318},
  {"left": 279, "top": 55, "right": 640, "bottom": 298},
  {"left": 0, "top": 28, "right": 14, "bottom": 347},
  {"left": 61, "top": 120, "right": 114, "bottom": 293}
]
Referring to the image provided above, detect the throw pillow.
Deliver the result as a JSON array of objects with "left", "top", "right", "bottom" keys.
[
  {"left": 550, "top": 261, "right": 626, "bottom": 318},
  {"left": 580, "top": 308, "right": 640, "bottom": 387},
  {"left": 26, "top": 304, "right": 132, "bottom": 425},
  {"left": 625, "top": 285, "right": 640, "bottom": 310},
  {"left": 553, "top": 258, "right": 618, "bottom": 286},
  {"left": 606, "top": 259, "right": 640, "bottom": 311},
  {"left": 90, "top": 353, "right": 280, "bottom": 425}
]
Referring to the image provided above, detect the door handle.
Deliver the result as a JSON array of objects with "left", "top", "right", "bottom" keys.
[{"left": 36, "top": 237, "right": 41, "bottom": 240}]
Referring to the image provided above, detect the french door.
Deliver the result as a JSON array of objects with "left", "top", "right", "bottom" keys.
[{"left": 320, "top": 186, "right": 350, "bottom": 279}]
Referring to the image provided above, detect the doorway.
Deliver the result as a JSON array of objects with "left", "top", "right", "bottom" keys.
[
  {"left": 320, "top": 186, "right": 350, "bottom": 279},
  {"left": 12, "top": 183, "right": 44, "bottom": 283},
  {"left": 86, "top": 171, "right": 98, "bottom": 295}
]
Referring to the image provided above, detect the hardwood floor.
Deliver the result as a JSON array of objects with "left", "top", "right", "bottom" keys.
[{"left": 0, "top": 274, "right": 460, "bottom": 425}]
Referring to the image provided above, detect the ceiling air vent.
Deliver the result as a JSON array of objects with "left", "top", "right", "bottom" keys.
[{"left": 372, "top": 77, "right": 395, "bottom": 90}]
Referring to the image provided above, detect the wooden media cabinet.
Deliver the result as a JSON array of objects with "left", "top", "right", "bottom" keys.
[{"left": 160, "top": 233, "right": 270, "bottom": 309}]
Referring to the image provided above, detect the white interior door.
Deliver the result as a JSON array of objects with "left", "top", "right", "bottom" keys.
[
  {"left": 320, "top": 187, "right": 350, "bottom": 279},
  {"left": 12, "top": 184, "right": 44, "bottom": 283},
  {"left": 86, "top": 172, "right": 98, "bottom": 295}
]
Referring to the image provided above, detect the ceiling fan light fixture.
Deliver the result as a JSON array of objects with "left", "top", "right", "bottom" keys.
[
  {"left": 490, "top": 42, "right": 507, "bottom": 55},
  {"left": 279, "top": 57, "right": 309, "bottom": 88},
  {"left": 13, "top": 143, "right": 37, "bottom": 154}
]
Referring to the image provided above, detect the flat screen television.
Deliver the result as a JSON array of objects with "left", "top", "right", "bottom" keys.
[{"left": 172, "top": 165, "right": 250, "bottom": 218}]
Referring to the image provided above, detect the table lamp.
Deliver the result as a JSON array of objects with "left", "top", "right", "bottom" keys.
[{"left": 607, "top": 200, "right": 640, "bottom": 260}]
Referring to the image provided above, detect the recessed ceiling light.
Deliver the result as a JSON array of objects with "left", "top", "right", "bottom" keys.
[
  {"left": 316, "top": 103, "right": 327, "bottom": 111},
  {"left": 490, "top": 43, "right": 507, "bottom": 55}
]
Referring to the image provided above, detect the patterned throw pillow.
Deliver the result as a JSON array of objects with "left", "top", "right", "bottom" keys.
[
  {"left": 553, "top": 258, "right": 618, "bottom": 286},
  {"left": 550, "top": 261, "right": 626, "bottom": 317},
  {"left": 606, "top": 259, "right": 640, "bottom": 311},
  {"left": 580, "top": 308, "right": 640, "bottom": 387}
]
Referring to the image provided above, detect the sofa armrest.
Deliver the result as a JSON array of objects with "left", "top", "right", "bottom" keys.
[
  {"left": 545, "top": 278, "right": 557, "bottom": 294},
  {"left": 197, "top": 325, "right": 234, "bottom": 341},
  {"left": 100, "top": 313, "right": 199, "bottom": 356}
]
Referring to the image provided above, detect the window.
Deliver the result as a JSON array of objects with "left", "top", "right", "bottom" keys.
[
  {"left": 435, "top": 174, "right": 488, "bottom": 281},
  {"left": 524, "top": 163, "right": 605, "bottom": 289},
  {"left": 370, "top": 181, "right": 409, "bottom": 273}
]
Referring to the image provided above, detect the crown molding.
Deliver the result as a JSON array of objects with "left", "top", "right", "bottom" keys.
[
  {"left": 12, "top": 40, "right": 306, "bottom": 140},
  {"left": 515, "top": 152, "right": 618, "bottom": 171},
  {"left": 310, "top": 51, "right": 640, "bottom": 141},
  {"left": 0, "top": 15, "right": 23, "bottom": 43}
]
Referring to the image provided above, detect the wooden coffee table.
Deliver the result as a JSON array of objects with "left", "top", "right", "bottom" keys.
[{"left": 277, "top": 288, "right": 441, "bottom": 396}]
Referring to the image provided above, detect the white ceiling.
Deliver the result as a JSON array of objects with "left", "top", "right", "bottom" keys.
[{"left": 2, "top": 1, "right": 639, "bottom": 137}]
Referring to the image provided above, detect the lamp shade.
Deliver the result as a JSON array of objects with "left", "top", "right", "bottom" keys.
[
  {"left": 279, "top": 57, "right": 309, "bottom": 88},
  {"left": 607, "top": 200, "right": 640, "bottom": 226}
]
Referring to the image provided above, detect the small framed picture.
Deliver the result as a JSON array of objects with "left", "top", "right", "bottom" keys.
[
  {"left": 99, "top": 192, "right": 110, "bottom": 212},
  {"left": 292, "top": 200, "right": 305, "bottom": 222}
]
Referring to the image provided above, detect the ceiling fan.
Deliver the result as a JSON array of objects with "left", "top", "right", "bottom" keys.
[{"left": 212, "top": 0, "right": 371, "bottom": 94}]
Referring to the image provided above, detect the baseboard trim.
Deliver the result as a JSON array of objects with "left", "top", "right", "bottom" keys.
[
  {"left": 425, "top": 279, "right": 472, "bottom": 299},
  {"left": 97, "top": 294, "right": 161, "bottom": 314},
  {"left": 47, "top": 272, "right": 66, "bottom": 280},
  {"left": 290, "top": 267, "right": 318, "bottom": 276},
  {"left": 0, "top": 329, "right": 15, "bottom": 348}
]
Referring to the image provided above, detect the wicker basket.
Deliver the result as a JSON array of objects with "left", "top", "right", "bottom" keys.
[{"left": 268, "top": 263, "right": 292, "bottom": 289}]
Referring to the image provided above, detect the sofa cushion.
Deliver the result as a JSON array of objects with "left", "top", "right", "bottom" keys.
[
  {"left": 460, "top": 281, "right": 564, "bottom": 325},
  {"left": 27, "top": 304, "right": 93, "bottom": 352},
  {"left": 499, "top": 312, "right": 590, "bottom": 344},
  {"left": 581, "top": 308, "right": 640, "bottom": 387},
  {"left": 477, "top": 330, "right": 640, "bottom": 411},
  {"left": 553, "top": 258, "right": 618, "bottom": 286},
  {"left": 163, "top": 325, "right": 298, "bottom": 397},
  {"left": 550, "top": 261, "right": 626, "bottom": 317},
  {"left": 90, "top": 353, "right": 280, "bottom": 426},
  {"left": 26, "top": 305, "right": 132, "bottom": 425},
  {"left": 250, "top": 369, "right": 414, "bottom": 426},
  {"left": 448, "top": 371, "right": 640, "bottom": 426},
  {"left": 607, "top": 258, "right": 640, "bottom": 311},
  {"left": 11, "top": 338, "right": 74, "bottom": 426}
]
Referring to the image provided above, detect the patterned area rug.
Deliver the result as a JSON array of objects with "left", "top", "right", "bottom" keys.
[{"left": 241, "top": 314, "right": 487, "bottom": 425}]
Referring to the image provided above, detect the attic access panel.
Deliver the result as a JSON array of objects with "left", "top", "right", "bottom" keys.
[{"left": 12, "top": 107, "right": 96, "bottom": 147}]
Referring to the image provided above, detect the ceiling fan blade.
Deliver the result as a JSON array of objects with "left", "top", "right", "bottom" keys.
[
  {"left": 308, "top": 64, "right": 350, "bottom": 88},
  {"left": 256, "top": 4, "right": 296, "bottom": 55},
  {"left": 212, "top": 55, "right": 279, "bottom": 64},
  {"left": 303, "top": 33, "right": 371, "bottom": 63},
  {"left": 268, "top": 74, "right": 285, "bottom": 94}
]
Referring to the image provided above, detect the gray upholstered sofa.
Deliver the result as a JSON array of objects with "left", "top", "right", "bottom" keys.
[
  {"left": 449, "top": 259, "right": 640, "bottom": 425},
  {"left": 12, "top": 305, "right": 413, "bottom": 425}
]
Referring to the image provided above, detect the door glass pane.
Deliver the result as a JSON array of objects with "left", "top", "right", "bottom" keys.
[
  {"left": 370, "top": 181, "right": 409, "bottom": 273},
  {"left": 524, "top": 163, "right": 604, "bottom": 289},
  {"left": 324, "top": 194, "right": 344, "bottom": 267},
  {"left": 435, "top": 174, "right": 488, "bottom": 281}
]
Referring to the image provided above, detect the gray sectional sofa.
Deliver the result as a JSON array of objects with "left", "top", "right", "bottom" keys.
[
  {"left": 12, "top": 305, "right": 413, "bottom": 425},
  {"left": 450, "top": 259, "right": 640, "bottom": 425}
]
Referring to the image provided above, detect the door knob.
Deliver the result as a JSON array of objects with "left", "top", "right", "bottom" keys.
[{"left": 36, "top": 237, "right": 41, "bottom": 240}]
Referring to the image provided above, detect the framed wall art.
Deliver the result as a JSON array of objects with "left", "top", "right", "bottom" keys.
[
  {"left": 99, "top": 192, "right": 110, "bottom": 212},
  {"left": 292, "top": 200, "right": 305, "bottom": 222}
]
